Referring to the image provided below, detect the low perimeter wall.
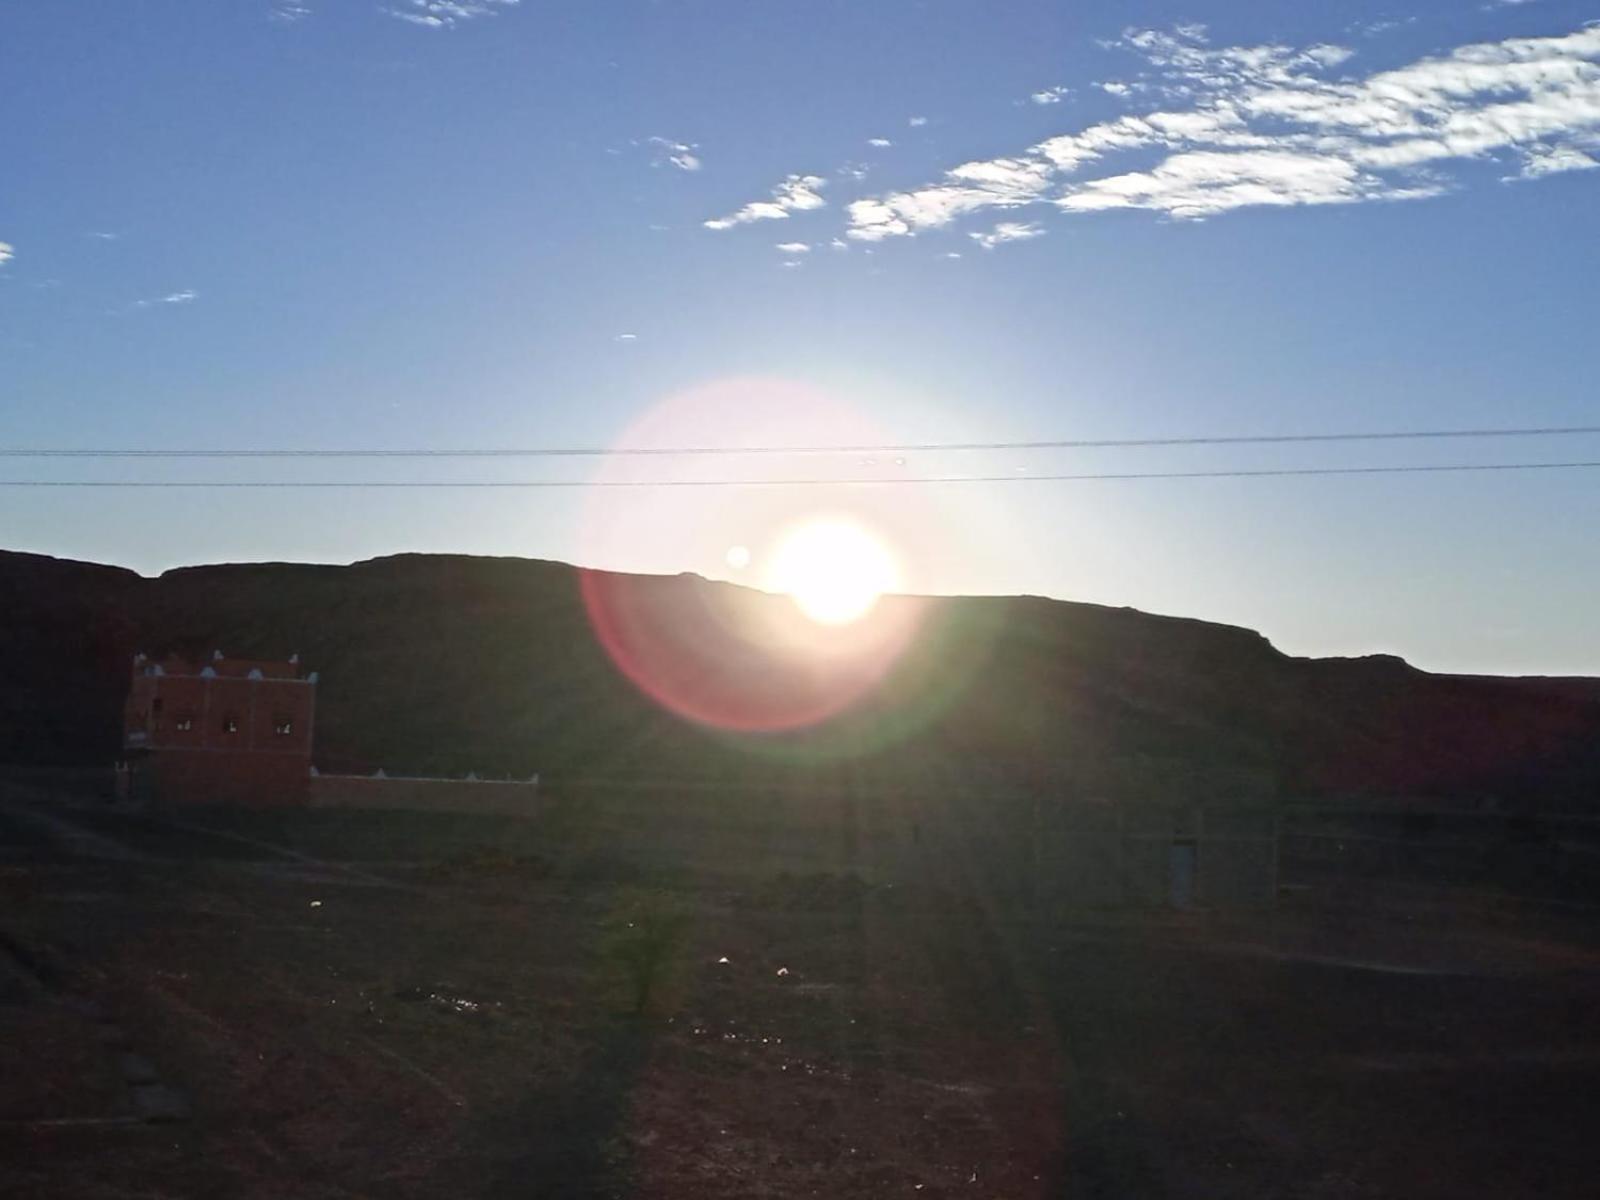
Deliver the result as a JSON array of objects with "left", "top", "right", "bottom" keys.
[{"left": 308, "top": 774, "right": 540, "bottom": 816}]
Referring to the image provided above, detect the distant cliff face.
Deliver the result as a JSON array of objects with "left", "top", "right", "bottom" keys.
[
  {"left": 0, "top": 552, "right": 141, "bottom": 767},
  {"left": 3, "top": 549, "right": 1598, "bottom": 808}
]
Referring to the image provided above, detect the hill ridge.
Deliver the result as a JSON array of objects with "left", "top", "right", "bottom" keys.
[{"left": 3, "top": 548, "right": 1597, "bottom": 808}]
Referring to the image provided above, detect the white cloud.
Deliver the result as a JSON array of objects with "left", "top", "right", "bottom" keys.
[
  {"left": 1031, "top": 87, "right": 1071, "bottom": 105},
  {"left": 846, "top": 154, "right": 1053, "bottom": 240},
  {"left": 383, "top": 0, "right": 519, "bottom": 29},
  {"left": 1057, "top": 150, "right": 1419, "bottom": 218},
  {"left": 842, "top": 21, "right": 1600, "bottom": 242},
  {"left": 1514, "top": 142, "right": 1599, "bottom": 177},
  {"left": 86, "top": 230, "right": 119, "bottom": 241},
  {"left": 269, "top": 1, "right": 312, "bottom": 23},
  {"left": 704, "top": 173, "right": 826, "bottom": 230},
  {"left": 645, "top": 137, "right": 701, "bottom": 171},
  {"left": 1348, "top": 17, "right": 1415, "bottom": 39},
  {"left": 844, "top": 198, "right": 910, "bottom": 242},
  {"left": 134, "top": 289, "right": 197, "bottom": 308},
  {"left": 1099, "top": 81, "right": 1133, "bottom": 97},
  {"left": 775, "top": 241, "right": 810, "bottom": 253},
  {"left": 908, "top": 116, "right": 929, "bottom": 127},
  {"left": 614, "top": 332, "right": 638, "bottom": 342},
  {"left": 868, "top": 137, "right": 893, "bottom": 148},
  {"left": 0, "top": 242, "right": 13, "bottom": 266},
  {"left": 970, "top": 222, "right": 1044, "bottom": 249}
]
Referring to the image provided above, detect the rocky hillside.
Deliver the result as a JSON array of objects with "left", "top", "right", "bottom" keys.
[{"left": 3, "top": 549, "right": 1598, "bottom": 808}]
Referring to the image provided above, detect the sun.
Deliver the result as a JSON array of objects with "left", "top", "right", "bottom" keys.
[{"left": 765, "top": 517, "right": 901, "bottom": 625}]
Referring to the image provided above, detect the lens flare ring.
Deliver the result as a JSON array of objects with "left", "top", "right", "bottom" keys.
[{"left": 576, "top": 376, "right": 941, "bottom": 737}]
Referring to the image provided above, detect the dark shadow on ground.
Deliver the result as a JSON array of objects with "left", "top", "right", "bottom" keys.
[{"left": 475, "top": 1015, "right": 653, "bottom": 1199}]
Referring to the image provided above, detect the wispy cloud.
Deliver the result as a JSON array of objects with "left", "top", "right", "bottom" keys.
[
  {"left": 842, "top": 22, "right": 1600, "bottom": 241},
  {"left": 908, "top": 116, "right": 929, "bottom": 127},
  {"left": 971, "top": 222, "right": 1044, "bottom": 249},
  {"left": 1347, "top": 17, "right": 1415, "bottom": 39},
  {"left": 867, "top": 137, "right": 893, "bottom": 148},
  {"left": 1031, "top": 87, "right": 1071, "bottom": 105},
  {"left": 383, "top": 0, "right": 519, "bottom": 29},
  {"left": 86, "top": 230, "right": 119, "bottom": 241},
  {"left": 1513, "top": 142, "right": 1598, "bottom": 177},
  {"left": 133, "top": 289, "right": 197, "bottom": 309},
  {"left": 704, "top": 174, "right": 826, "bottom": 230},
  {"left": 848, "top": 155, "right": 1053, "bottom": 241},
  {"left": 774, "top": 241, "right": 810, "bottom": 253},
  {"left": 645, "top": 136, "right": 701, "bottom": 171},
  {"left": 0, "top": 242, "right": 14, "bottom": 267},
  {"left": 1057, "top": 150, "right": 1416, "bottom": 217},
  {"left": 269, "top": 1, "right": 312, "bottom": 23}
]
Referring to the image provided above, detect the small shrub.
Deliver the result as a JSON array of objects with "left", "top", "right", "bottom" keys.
[{"left": 599, "top": 891, "right": 691, "bottom": 1016}]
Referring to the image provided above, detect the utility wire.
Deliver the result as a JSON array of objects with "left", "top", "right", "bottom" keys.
[
  {"left": 2, "top": 461, "right": 1598, "bottom": 487},
  {"left": 2, "top": 424, "right": 1599, "bottom": 459}
]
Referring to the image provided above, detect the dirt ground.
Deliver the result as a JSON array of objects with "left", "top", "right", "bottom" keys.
[{"left": 3, "top": 788, "right": 1599, "bottom": 1199}]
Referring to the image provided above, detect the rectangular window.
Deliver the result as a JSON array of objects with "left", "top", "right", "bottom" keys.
[
  {"left": 175, "top": 715, "right": 194, "bottom": 732},
  {"left": 273, "top": 717, "right": 294, "bottom": 736},
  {"left": 222, "top": 715, "right": 239, "bottom": 734}
]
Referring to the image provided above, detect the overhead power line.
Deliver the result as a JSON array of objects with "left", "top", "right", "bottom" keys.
[
  {"left": 2, "top": 424, "right": 1599, "bottom": 459},
  {"left": 2, "top": 461, "right": 1598, "bottom": 487}
]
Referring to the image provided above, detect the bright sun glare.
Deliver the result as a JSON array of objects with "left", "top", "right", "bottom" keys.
[{"left": 765, "top": 517, "right": 901, "bottom": 626}]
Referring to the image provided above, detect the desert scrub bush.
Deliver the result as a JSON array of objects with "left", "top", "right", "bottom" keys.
[{"left": 599, "top": 890, "right": 692, "bottom": 1016}]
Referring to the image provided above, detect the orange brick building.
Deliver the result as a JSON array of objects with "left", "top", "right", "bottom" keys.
[{"left": 120, "top": 652, "right": 317, "bottom": 806}]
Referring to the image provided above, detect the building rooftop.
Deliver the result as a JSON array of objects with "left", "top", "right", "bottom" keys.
[{"left": 133, "top": 651, "right": 310, "bottom": 681}]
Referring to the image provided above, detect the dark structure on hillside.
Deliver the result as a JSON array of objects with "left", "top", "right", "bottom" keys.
[
  {"left": 119, "top": 652, "right": 317, "bottom": 806},
  {"left": 1036, "top": 804, "right": 1279, "bottom": 908}
]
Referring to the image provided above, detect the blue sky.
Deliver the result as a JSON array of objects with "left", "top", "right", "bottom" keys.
[{"left": 2, "top": 1, "right": 1597, "bottom": 675}]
